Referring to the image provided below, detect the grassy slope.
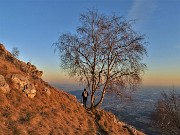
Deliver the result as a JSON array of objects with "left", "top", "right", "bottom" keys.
[{"left": 0, "top": 44, "right": 145, "bottom": 135}]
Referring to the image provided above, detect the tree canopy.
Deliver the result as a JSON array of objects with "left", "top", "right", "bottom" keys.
[{"left": 54, "top": 10, "right": 147, "bottom": 109}]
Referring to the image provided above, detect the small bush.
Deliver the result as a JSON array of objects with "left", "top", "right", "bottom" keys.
[
  {"left": 104, "top": 121, "right": 107, "bottom": 128},
  {"left": 2, "top": 106, "right": 11, "bottom": 118},
  {"left": 19, "top": 112, "right": 32, "bottom": 124},
  {"left": 11, "top": 47, "right": 20, "bottom": 59}
]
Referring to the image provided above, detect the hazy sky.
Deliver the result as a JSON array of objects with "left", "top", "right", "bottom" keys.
[{"left": 0, "top": 0, "right": 180, "bottom": 86}]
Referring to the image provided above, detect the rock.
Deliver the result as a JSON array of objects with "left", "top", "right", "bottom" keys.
[
  {"left": 123, "top": 124, "right": 138, "bottom": 135},
  {"left": 44, "top": 87, "right": 51, "bottom": 96},
  {"left": 11, "top": 74, "right": 36, "bottom": 98},
  {"left": 113, "top": 115, "right": 118, "bottom": 123},
  {"left": 0, "top": 74, "right": 10, "bottom": 93},
  {"left": 24, "top": 87, "right": 36, "bottom": 98},
  {"left": 11, "top": 74, "right": 28, "bottom": 90},
  {"left": 32, "top": 70, "right": 43, "bottom": 78},
  {"left": 25, "top": 62, "right": 43, "bottom": 78},
  {"left": 20, "top": 62, "right": 29, "bottom": 72}
]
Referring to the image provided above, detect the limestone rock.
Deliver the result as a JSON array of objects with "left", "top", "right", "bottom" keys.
[
  {"left": 24, "top": 87, "right": 36, "bottom": 98},
  {"left": 11, "top": 74, "right": 36, "bottom": 98},
  {"left": 11, "top": 74, "right": 28, "bottom": 90},
  {"left": 44, "top": 87, "right": 51, "bottom": 96},
  {"left": 32, "top": 70, "right": 43, "bottom": 78},
  {"left": 25, "top": 62, "right": 43, "bottom": 78},
  {"left": 0, "top": 74, "right": 10, "bottom": 93}
]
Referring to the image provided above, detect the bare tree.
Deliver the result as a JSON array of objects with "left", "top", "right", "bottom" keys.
[
  {"left": 152, "top": 90, "right": 180, "bottom": 135},
  {"left": 53, "top": 10, "right": 147, "bottom": 109},
  {"left": 11, "top": 47, "right": 20, "bottom": 59}
]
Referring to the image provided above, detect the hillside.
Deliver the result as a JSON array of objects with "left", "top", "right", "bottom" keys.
[{"left": 0, "top": 44, "right": 145, "bottom": 135}]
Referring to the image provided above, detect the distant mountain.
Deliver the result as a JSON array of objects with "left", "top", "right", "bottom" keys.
[{"left": 0, "top": 44, "right": 145, "bottom": 135}]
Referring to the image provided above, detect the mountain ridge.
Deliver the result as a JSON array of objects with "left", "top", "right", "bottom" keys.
[{"left": 0, "top": 44, "right": 145, "bottom": 135}]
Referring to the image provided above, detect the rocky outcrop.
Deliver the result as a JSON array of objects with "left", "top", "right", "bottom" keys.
[
  {"left": 0, "top": 44, "right": 43, "bottom": 79},
  {"left": 113, "top": 113, "right": 141, "bottom": 135},
  {"left": 27, "top": 62, "right": 43, "bottom": 78},
  {"left": 0, "top": 74, "right": 10, "bottom": 93},
  {"left": 11, "top": 74, "right": 36, "bottom": 98},
  {"left": 0, "top": 44, "right": 41, "bottom": 98},
  {"left": 0, "top": 44, "right": 42, "bottom": 98}
]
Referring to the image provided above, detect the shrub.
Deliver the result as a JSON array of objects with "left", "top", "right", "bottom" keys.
[{"left": 152, "top": 90, "right": 180, "bottom": 135}]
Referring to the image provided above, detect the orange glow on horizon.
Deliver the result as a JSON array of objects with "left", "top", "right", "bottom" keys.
[
  {"left": 42, "top": 69, "right": 180, "bottom": 87},
  {"left": 143, "top": 71, "right": 180, "bottom": 86}
]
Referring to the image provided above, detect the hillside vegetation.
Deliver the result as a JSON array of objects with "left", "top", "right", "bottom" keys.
[{"left": 0, "top": 44, "right": 145, "bottom": 135}]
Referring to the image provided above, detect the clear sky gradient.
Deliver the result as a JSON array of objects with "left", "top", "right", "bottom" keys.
[{"left": 0, "top": 0, "right": 180, "bottom": 86}]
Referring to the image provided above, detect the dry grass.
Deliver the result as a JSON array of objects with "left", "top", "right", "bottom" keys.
[{"left": 0, "top": 44, "right": 145, "bottom": 135}]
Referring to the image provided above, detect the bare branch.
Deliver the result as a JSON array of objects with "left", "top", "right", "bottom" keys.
[{"left": 53, "top": 9, "right": 147, "bottom": 109}]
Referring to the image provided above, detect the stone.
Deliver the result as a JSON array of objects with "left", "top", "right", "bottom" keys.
[
  {"left": 124, "top": 124, "right": 138, "bottom": 135},
  {"left": 32, "top": 70, "right": 43, "bottom": 78},
  {"left": 24, "top": 62, "right": 43, "bottom": 78},
  {"left": 11, "top": 74, "right": 36, "bottom": 98},
  {"left": 0, "top": 74, "right": 10, "bottom": 93},
  {"left": 44, "top": 87, "right": 51, "bottom": 96},
  {"left": 11, "top": 74, "right": 28, "bottom": 90},
  {"left": 24, "top": 88, "right": 36, "bottom": 98}
]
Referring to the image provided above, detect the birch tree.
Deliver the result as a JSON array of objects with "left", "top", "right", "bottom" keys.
[{"left": 53, "top": 10, "right": 147, "bottom": 109}]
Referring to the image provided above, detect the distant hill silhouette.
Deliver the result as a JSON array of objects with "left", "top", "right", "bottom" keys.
[{"left": 0, "top": 44, "right": 145, "bottom": 135}]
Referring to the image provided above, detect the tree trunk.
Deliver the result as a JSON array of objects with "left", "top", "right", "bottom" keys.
[
  {"left": 91, "top": 94, "right": 95, "bottom": 108},
  {"left": 93, "top": 83, "right": 108, "bottom": 108},
  {"left": 94, "top": 88, "right": 106, "bottom": 108}
]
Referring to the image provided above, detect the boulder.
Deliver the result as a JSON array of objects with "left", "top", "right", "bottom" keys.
[
  {"left": 11, "top": 74, "right": 36, "bottom": 98},
  {"left": 0, "top": 74, "right": 10, "bottom": 93},
  {"left": 11, "top": 74, "right": 28, "bottom": 90},
  {"left": 24, "top": 86, "right": 36, "bottom": 98},
  {"left": 44, "top": 87, "right": 51, "bottom": 96}
]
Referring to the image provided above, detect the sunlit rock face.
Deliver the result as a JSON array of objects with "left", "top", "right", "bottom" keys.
[{"left": 11, "top": 74, "right": 36, "bottom": 98}]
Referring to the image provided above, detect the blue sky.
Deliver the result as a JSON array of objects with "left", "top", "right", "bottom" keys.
[{"left": 0, "top": 0, "right": 180, "bottom": 86}]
